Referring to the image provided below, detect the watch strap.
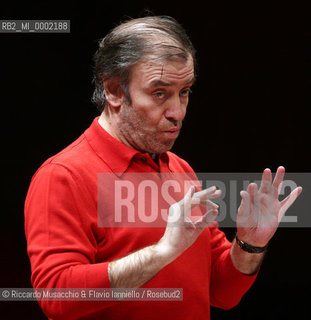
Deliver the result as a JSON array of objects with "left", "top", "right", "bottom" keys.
[{"left": 235, "top": 235, "right": 268, "bottom": 253}]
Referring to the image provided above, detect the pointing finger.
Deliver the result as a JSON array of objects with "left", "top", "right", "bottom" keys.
[
  {"left": 272, "top": 166, "right": 285, "bottom": 195},
  {"left": 192, "top": 188, "right": 220, "bottom": 209},
  {"left": 259, "top": 168, "right": 272, "bottom": 193},
  {"left": 193, "top": 186, "right": 218, "bottom": 200}
]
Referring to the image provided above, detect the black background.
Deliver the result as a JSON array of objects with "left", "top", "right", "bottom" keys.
[{"left": 1, "top": 1, "right": 310, "bottom": 319}]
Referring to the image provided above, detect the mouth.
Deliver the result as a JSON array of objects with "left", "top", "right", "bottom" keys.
[{"left": 162, "top": 128, "right": 180, "bottom": 138}]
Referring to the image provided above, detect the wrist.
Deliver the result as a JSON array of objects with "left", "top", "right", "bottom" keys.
[
  {"left": 235, "top": 235, "right": 268, "bottom": 254},
  {"left": 231, "top": 238, "right": 265, "bottom": 275}
]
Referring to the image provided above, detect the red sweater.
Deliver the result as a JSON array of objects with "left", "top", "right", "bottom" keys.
[{"left": 24, "top": 117, "right": 257, "bottom": 319}]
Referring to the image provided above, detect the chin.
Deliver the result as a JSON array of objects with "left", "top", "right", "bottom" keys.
[{"left": 150, "top": 143, "right": 175, "bottom": 154}]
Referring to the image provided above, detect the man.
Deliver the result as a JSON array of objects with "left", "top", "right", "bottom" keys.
[{"left": 25, "top": 16, "right": 302, "bottom": 319}]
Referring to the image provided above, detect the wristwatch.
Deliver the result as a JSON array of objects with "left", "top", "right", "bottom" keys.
[{"left": 235, "top": 235, "right": 268, "bottom": 253}]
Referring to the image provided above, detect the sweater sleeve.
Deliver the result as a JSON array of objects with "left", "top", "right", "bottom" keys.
[
  {"left": 24, "top": 163, "right": 116, "bottom": 319},
  {"left": 209, "top": 227, "right": 258, "bottom": 309}
]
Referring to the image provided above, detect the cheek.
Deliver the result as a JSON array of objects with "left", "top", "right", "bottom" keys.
[
  {"left": 131, "top": 98, "right": 165, "bottom": 126},
  {"left": 141, "top": 110, "right": 167, "bottom": 130}
]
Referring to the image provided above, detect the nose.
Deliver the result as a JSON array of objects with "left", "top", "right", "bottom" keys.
[{"left": 164, "top": 95, "right": 187, "bottom": 122}]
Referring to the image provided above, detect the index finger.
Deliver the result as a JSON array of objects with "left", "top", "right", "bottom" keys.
[
  {"left": 259, "top": 168, "right": 272, "bottom": 193},
  {"left": 193, "top": 186, "right": 220, "bottom": 200},
  {"left": 192, "top": 187, "right": 220, "bottom": 209},
  {"left": 272, "top": 166, "right": 285, "bottom": 194}
]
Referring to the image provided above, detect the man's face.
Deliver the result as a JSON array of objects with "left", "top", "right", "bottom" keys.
[{"left": 117, "top": 56, "right": 195, "bottom": 154}]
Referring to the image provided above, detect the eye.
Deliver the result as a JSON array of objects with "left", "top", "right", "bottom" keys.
[
  {"left": 180, "top": 88, "right": 192, "bottom": 97},
  {"left": 153, "top": 91, "right": 166, "bottom": 99}
]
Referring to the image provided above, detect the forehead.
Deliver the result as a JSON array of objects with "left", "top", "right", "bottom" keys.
[{"left": 129, "top": 56, "right": 195, "bottom": 88}]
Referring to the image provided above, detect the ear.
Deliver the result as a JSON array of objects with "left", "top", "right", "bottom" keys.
[{"left": 103, "top": 78, "right": 124, "bottom": 108}]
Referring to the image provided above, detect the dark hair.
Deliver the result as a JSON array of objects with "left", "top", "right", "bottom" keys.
[{"left": 92, "top": 15, "right": 197, "bottom": 112}]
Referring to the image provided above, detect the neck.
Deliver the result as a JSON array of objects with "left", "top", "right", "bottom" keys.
[
  {"left": 98, "top": 110, "right": 162, "bottom": 157},
  {"left": 98, "top": 110, "right": 150, "bottom": 154},
  {"left": 98, "top": 109, "right": 116, "bottom": 139}
]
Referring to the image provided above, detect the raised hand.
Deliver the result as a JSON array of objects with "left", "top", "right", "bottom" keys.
[
  {"left": 236, "top": 166, "right": 302, "bottom": 247},
  {"left": 157, "top": 186, "right": 221, "bottom": 261}
]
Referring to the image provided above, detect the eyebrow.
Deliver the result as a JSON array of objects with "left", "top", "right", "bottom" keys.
[{"left": 149, "top": 77, "right": 196, "bottom": 88}]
